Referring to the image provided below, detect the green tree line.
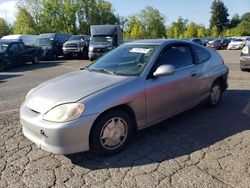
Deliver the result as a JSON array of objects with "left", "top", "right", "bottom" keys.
[{"left": 0, "top": 0, "right": 250, "bottom": 39}]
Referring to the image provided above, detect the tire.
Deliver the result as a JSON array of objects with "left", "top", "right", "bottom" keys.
[
  {"left": 32, "top": 55, "right": 39, "bottom": 64},
  {"left": 52, "top": 53, "right": 58, "bottom": 61},
  {"left": 207, "top": 82, "right": 222, "bottom": 107},
  {"left": 241, "top": 68, "right": 247, "bottom": 72},
  {"left": 90, "top": 110, "right": 134, "bottom": 156},
  {"left": 0, "top": 62, "right": 5, "bottom": 71}
]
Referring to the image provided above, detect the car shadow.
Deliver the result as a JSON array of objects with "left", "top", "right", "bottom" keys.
[
  {"left": 66, "top": 89, "right": 250, "bottom": 170},
  {"left": 1, "top": 60, "right": 64, "bottom": 73},
  {"left": 0, "top": 74, "right": 22, "bottom": 83}
]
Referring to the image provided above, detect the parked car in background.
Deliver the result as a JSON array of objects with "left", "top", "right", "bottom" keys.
[
  {"left": 1, "top": 35, "right": 38, "bottom": 46},
  {"left": 240, "top": 45, "right": 250, "bottom": 71},
  {"left": 220, "top": 38, "right": 231, "bottom": 49},
  {"left": 207, "top": 39, "right": 222, "bottom": 50},
  {"left": 63, "top": 35, "right": 90, "bottom": 59},
  {"left": 0, "top": 40, "right": 42, "bottom": 71},
  {"left": 35, "top": 33, "right": 72, "bottom": 60},
  {"left": 190, "top": 38, "right": 203, "bottom": 46},
  {"left": 227, "top": 38, "right": 245, "bottom": 50},
  {"left": 88, "top": 25, "right": 123, "bottom": 61},
  {"left": 20, "top": 39, "right": 228, "bottom": 156}
]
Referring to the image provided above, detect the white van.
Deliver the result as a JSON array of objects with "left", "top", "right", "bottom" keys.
[{"left": 1, "top": 35, "right": 38, "bottom": 46}]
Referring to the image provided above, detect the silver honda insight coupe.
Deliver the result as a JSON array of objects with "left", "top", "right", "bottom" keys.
[{"left": 20, "top": 39, "right": 229, "bottom": 155}]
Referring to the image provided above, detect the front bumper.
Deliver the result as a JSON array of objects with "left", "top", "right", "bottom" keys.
[
  {"left": 20, "top": 104, "right": 98, "bottom": 154},
  {"left": 88, "top": 51, "right": 104, "bottom": 60},
  {"left": 240, "top": 56, "right": 250, "bottom": 69},
  {"left": 63, "top": 47, "right": 84, "bottom": 54},
  {"left": 227, "top": 45, "right": 244, "bottom": 50}
]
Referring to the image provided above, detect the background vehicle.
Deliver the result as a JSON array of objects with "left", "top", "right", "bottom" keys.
[
  {"left": 0, "top": 40, "right": 42, "bottom": 71},
  {"left": 20, "top": 39, "right": 228, "bottom": 156},
  {"left": 190, "top": 38, "right": 203, "bottom": 46},
  {"left": 207, "top": 39, "right": 223, "bottom": 50},
  {"left": 1, "top": 35, "right": 38, "bottom": 46},
  {"left": 227, "top": 38, "right": 245, "bottom": 50},
  {"left": 240, "top": 45, "right": 250, "bottom": 71},
  {"left": 63, "top": 35, "right": 90, "bottom": 59},
  {"left": 88, "top": 25, "right": 123, "bottom": 61},
  {"left": 220, "top": 38, "right": 231, "bottom": 49},
  {"left": 35, "top": 33, "right": 72, "bottom": 60}
]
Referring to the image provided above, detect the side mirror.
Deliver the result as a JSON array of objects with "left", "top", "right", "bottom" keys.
[{"left": 153, "top": 65, "right": 175, "bottom": 77}]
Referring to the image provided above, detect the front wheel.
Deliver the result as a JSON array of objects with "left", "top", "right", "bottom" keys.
[
  {"left": 32, "top": 55, "right": 39, "bottom": 64},
  {"left": 207, "top": 82, "right": 222, "bottom": 107},
  {"left": 0, "top": 62, "right": 5, "bottom": 71},
  {"left": 89, "top": 110, "right": 134, "bottom": 156}
]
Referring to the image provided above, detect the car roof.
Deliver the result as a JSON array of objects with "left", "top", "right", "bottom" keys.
[
  {"left": 123, "top": 39, "right": 189, "bottom": 46},
  {"left": 0, "top": 40, "right": 21, "bottom": 44}
]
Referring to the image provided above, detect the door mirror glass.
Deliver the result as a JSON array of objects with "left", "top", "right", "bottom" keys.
[{"left": 153, "top": 65, "right": 175, "bottom": 77}]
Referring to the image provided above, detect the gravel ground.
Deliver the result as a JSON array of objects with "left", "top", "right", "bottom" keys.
[{"left": 0, "top": 50, "right": 250, "bottom": 188}]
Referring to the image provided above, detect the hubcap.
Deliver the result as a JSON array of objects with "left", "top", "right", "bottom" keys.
[
  {"left": 210, "top": 85, "right": 221, "bottom": 105},
  {"left": 100, "top": 117, "right": 128, "bottom": 150}
]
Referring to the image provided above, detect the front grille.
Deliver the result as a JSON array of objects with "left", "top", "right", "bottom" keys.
[
  {"left": 93, "top": 48, "right": 106, "bottom": 53},
  {"left": 66, "top": 43, "right": 78, "bottom": 48}
]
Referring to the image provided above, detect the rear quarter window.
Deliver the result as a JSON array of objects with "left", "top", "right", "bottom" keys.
[{"left": 192, "top": 45, "right": 211, "bottom": 64}]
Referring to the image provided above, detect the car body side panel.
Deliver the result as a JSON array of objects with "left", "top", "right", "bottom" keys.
[
  {"left": 80, "top": 77, "right": 147, "bottom": 129},
  {"left": 145, "top": 65, "right": 201, "bottom": 124}
]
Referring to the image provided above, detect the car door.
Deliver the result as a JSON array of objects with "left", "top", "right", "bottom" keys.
[
  {"left": 145, "top": 44, "right": 201, "bottom": 124},
  {"left": 18, "top": 43, "right": 29, "bottom": 64},
  {"left": 7, "top": 43, "right": 20, "bottom": 66}
]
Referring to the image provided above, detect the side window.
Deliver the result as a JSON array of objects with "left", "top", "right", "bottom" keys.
[
  {"left": 192, "top": 45, "right": 211, "bottom": 64},
  {"left": 8, "top": 44, "right": 19, "bottom": 55},
  {"left": 158, "top": 46, "right": 194, "bottom": 69}
]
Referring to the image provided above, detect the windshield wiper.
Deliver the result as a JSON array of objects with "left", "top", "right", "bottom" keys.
[{"left": 89, "top": 68, "right": 115, "bottom": 75}]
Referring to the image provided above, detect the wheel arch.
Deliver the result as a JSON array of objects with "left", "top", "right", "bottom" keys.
[
  {"left": 213, "top": 75, "right": 227, "bottom": 91},
  {"left": 89, "top": 104, "right": 138, "bottom": 143}
]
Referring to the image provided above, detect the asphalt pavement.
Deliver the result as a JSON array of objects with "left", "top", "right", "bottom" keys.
[{"left": 0, "top": 50, "right": 250, "bottom": 188}]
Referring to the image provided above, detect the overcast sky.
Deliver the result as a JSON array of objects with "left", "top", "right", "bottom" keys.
[{"left": 0, "top": 0, "right": 249, "bottom": 27}]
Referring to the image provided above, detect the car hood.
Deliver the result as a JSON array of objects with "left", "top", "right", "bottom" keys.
[
  {"left": 25, "top": 70, "right": 129, "bottom": 114},
  {"left": 64, "top": 40, "right": 83, "bottom": 45}
]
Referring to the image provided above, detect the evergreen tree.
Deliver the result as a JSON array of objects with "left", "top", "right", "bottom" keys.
[
  {"left": 209, "top": 0, "right": 229, "bottom": 34},
  {"left": 230, "top": 14, "right": 241, "bottom": 28}
]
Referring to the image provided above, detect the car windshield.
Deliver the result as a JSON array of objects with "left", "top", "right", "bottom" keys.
[
  {"left": 212, "top": 39, "right": 221, "bottom": 44},
  {"left": 69, "top": 36, "right": 84, "bottom": 41},
  {"left": 88, "top": 45, "right": 158, "bottom": 76},
  {"left": 35, "top": 38, "right": 53, "bottom": 46},
  {"left": 0, "top": 43, "right": 9, "bottom": 52},
  {"left": 91, "top": 36, "right": 113, "bottom": 45}
]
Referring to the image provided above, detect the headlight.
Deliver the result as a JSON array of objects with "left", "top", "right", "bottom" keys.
[
  {"left": 242, "top": 46, "right": 249, "bottom": 54},
  {"left": 89, "top": 46, "right": 94, "bottom": 51},
  {"left": 43, "top": 103, "right": 84, "bottom": 122}
]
